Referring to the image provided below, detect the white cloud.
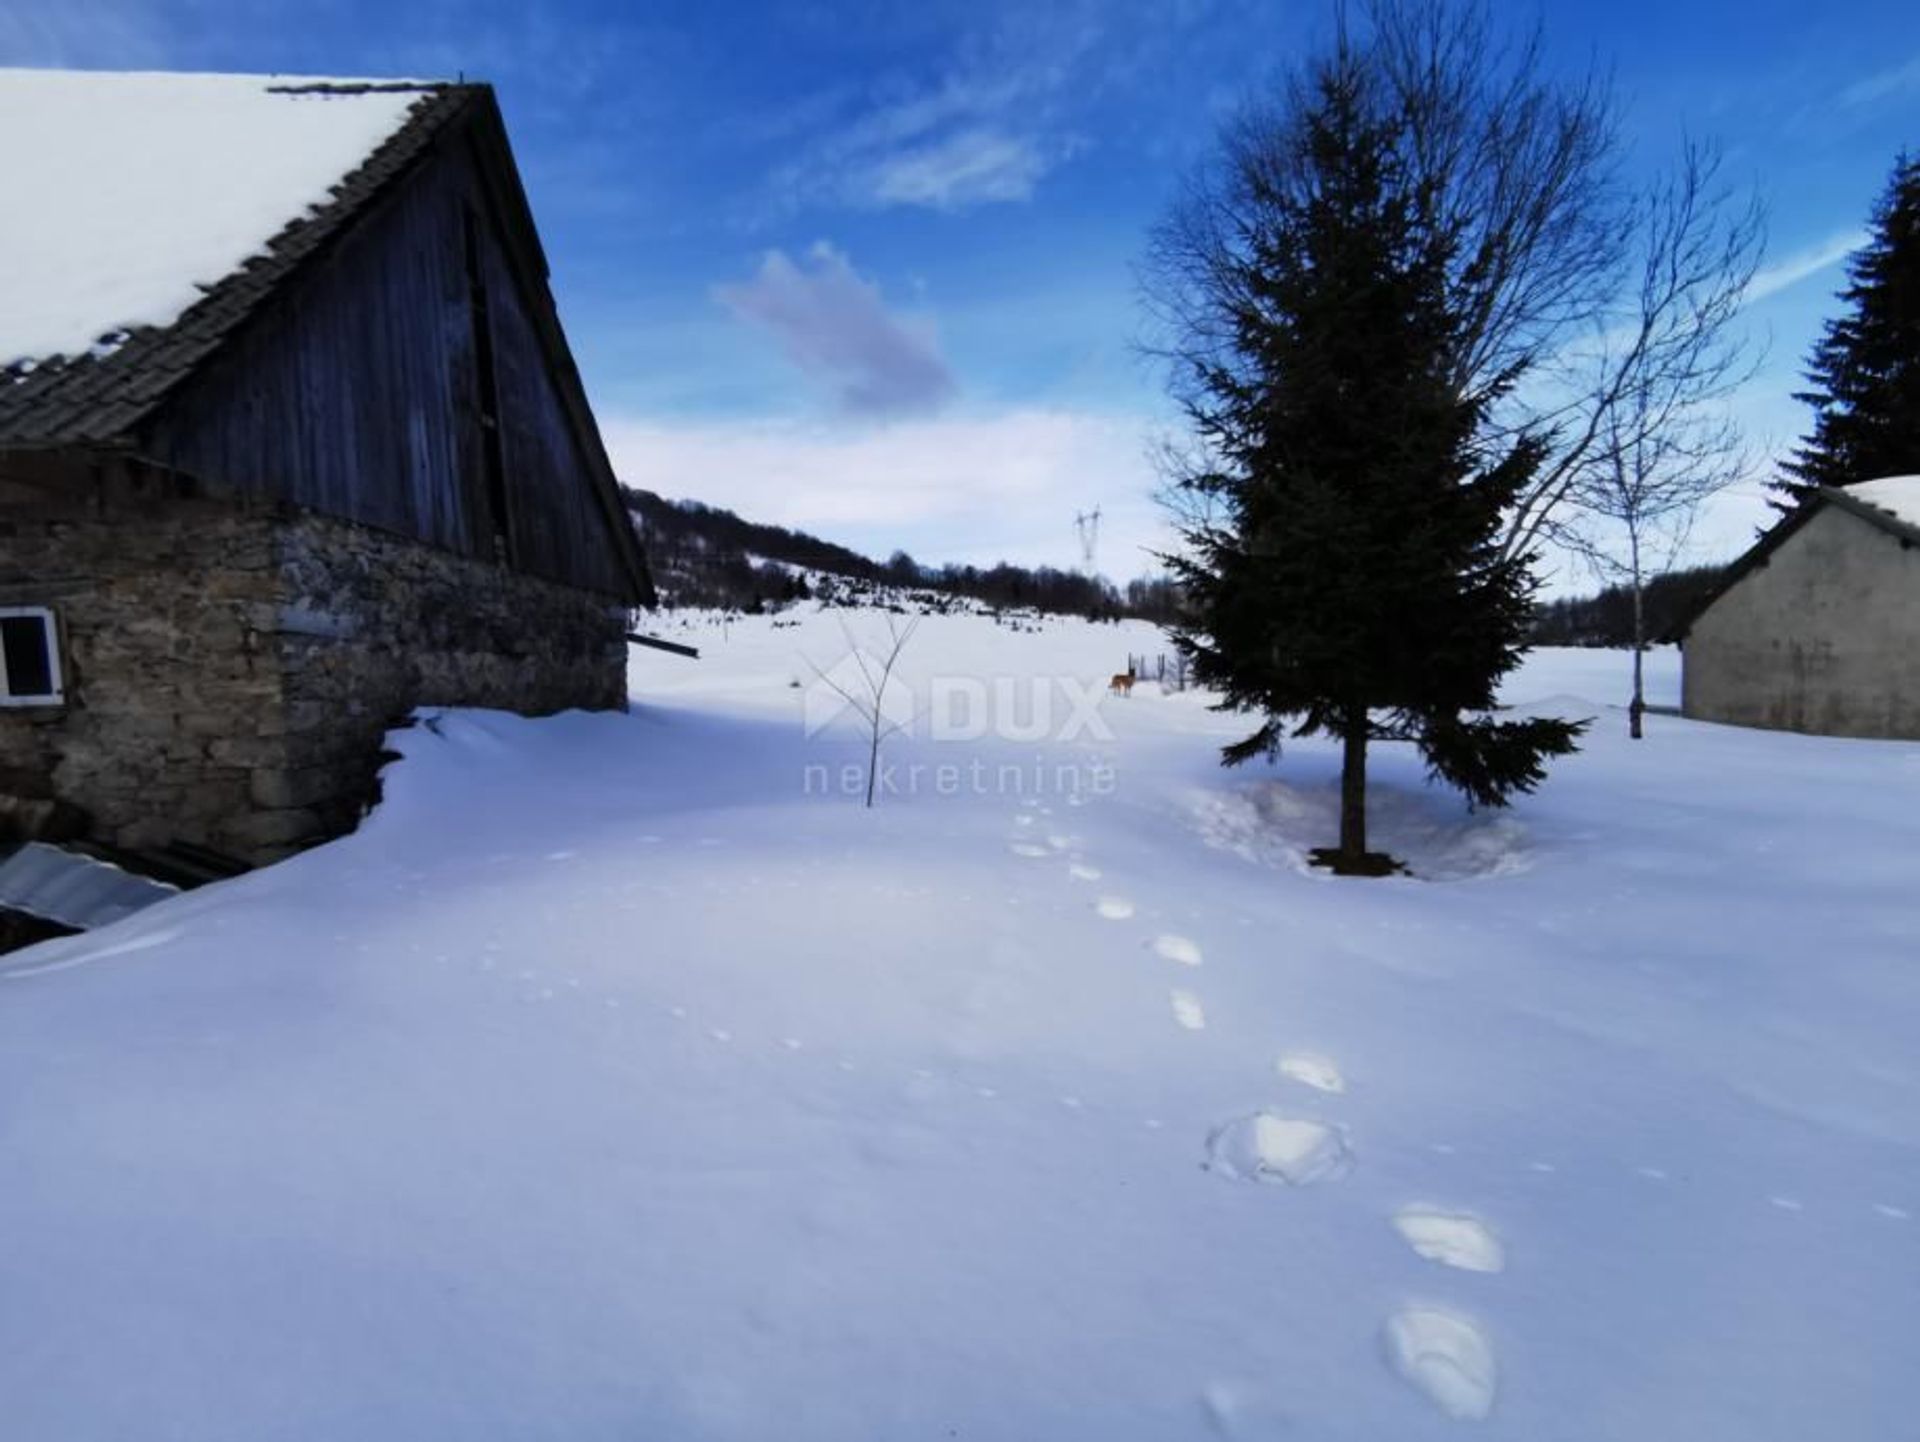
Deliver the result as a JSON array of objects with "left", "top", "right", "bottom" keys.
[
  {"left": 771, "top": 77, "right": 1071, "bottom": 215},
  {"left": 763, "top": 10, "right": 1111, "bottom": 216},
  {"left": 603, "top": 408, "right": 1175, "bottom": 576},
  {"left": 1746, "top": 228, "right": 1866, "bottom": 305},
  {"left": 715, "top": 243, "right": 956, "bottom": 417},
  {"left": 867, "top": 128, "right": 1052, "bottom": 210},
  {"left": 1840, "top": 52, "right": 1920, "bottom": 109}
]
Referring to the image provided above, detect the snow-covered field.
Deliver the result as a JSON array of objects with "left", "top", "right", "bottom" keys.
[{"left": 4, "top": 606, "right": 1917, "bottom": 1440}]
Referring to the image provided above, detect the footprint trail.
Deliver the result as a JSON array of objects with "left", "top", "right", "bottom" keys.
[
  {"left": 1276, "top": 1052, "right": 1345, "bottom": 1094},
  {"left": 1392, "top": 1208, "right": 1505, "bottom": 1273},
  {"left": 1206, "top": 1112, "right": 1352, "bottom": 1185},
  {"left": 1170, "top": 989, "right": 1207, "bottom": 1031},
  {"left": 1382, "top": 1306, "right": 1498, "bottom": 1420},
  {"left": 1150, "top": 934, "right": 1203, "bottom": 966}
]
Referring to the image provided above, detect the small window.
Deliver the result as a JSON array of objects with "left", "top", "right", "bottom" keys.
[{"left": 0, "top": 607, "right": 62, "bottom": 706}]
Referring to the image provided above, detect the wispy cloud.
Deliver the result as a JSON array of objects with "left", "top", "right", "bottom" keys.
[
  {"left": 1839, "top": 52, "right": 1920, "bottom": 109},
  {"left": 769, "top": 71, "right": 1075, "bottom": 214},
  {"left": 867, "top": 127, "right": 1055, "bottom": 210},
  {"left": 1747, "top": 227, "right": 1865, "bottom": 305},
  {"left": 760, "top": 6, "right": 1129, "bottom": 215},
  {"left": 715, "top": 243, "right": 956, "bottom": 417}
]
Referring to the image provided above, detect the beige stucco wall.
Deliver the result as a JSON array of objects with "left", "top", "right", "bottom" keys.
[{"left": 1683, "top": 504, "right": 1920, "bottom": 739}]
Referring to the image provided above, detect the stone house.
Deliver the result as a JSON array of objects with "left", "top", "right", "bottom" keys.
[
  {"left": 1674, "top": 477, "right": 1920, "bottom": 739},
  {"left": 0, "top": 72, "right": 654, "bottom": 869}
]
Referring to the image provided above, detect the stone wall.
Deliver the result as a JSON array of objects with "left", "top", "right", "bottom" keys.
[
  {"left": 0, "top": 474, "right": 288, "bottom": 857},
  {"left": 1683, "top": 503, "right": 1920, "bottom": 739},
  {"left": 1, "top": 460, "right": 630, "bottom": 864},
  {"left": 263, "top": 510, "right": 630, "bottom": 851}
]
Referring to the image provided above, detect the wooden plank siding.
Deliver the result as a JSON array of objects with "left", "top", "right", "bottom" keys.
[{"left": 139, "top": 109, "right": 634, "bottom": 600}]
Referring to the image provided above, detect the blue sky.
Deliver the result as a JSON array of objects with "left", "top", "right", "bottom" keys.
[{"left": 3, "top": 0, "right": 1916, "bottom": 583}]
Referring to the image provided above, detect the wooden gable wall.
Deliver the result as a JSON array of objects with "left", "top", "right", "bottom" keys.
[{"left": 138, "top": 102, "right": 641, "bottom": 602}]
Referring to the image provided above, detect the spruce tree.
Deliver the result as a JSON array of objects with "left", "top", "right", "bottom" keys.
[
  {"left": 1158, "top": 36, "right": 1583, "bottom": 876},
  {"left": 1779, "top": 153, "right": 1920, "bottom": 502}
]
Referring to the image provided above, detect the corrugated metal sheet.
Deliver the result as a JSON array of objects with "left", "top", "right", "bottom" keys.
[{"left": 0, "top": 843, "right": 178, "bottom": 930}]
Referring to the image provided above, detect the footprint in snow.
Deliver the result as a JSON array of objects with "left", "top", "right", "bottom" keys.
[
  {"left": 1045, "top": 834, "right": 1072, "bottom": 851},
  {"left": 1276, "top": 1052, "right": 1345, "bottom": 1094},
  {"left": 1170, "top": 990, "right": 1207, "bottom": 1030},
  {"left": 1009, "top": 841, "right": 1050, "bottom": 858},
  {"left": 1392, "top": 1207, "right": 1505, "bottom": 1273},
  {"left": 1205, "top": 1112, "right": 1351, "bottom": 1185},
  {"left": 1382, "top": 1306, "right": 1497, "bottom": 1421},
  {"left": 1150, "top": 934, "right": 1203, "bottom": 967},
  {"left": 1068, "top": 863, "right": 1102, "bottom": 882},
  {"left": 1095, "top": 896, "right": 1135, "bottom": 920}
]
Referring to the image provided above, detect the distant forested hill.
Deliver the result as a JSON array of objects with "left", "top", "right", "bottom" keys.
[
  {"left": 1529, "top": 565, "right": 1728, "bottom": 648},
  {"left": 623, "top": 487, "right": 1182, "bottom": 622},
  {"left": 626, "top": 484, "right": 1708, "bottom": 641}
]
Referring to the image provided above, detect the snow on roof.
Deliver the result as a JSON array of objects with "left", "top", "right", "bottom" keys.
[
  {"left": 0, "top": 69, "right": 431, "bottom": 368},
  {"left": 1845, "top": 476, "right": 1920, "bottom": 529}
]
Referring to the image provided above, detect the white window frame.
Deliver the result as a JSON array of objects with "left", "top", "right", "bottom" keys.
[{"left": 0, "top": 606, "right": 63, "bottom": 707}]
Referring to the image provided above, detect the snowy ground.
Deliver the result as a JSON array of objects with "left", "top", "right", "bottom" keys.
[{"left": 3, "top": 608, "right": 1917, "bottom": 1439}]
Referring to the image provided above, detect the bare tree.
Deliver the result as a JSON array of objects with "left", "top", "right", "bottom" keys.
[
  {"left": 1147, "top": 1, "right": 1622, "bottom": 523},
  {"left": 808, "top": 615, "right": 918, "bottom": 808},
  {"left": 1144, "top": 1, "right": 1765, "bottom": 564},
  {"left": 1369, "top": 0, "right": 1623, "bottom": 409},
  {"left": 1557, "top": 142, "right": 1765, "bottom": 737}
]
